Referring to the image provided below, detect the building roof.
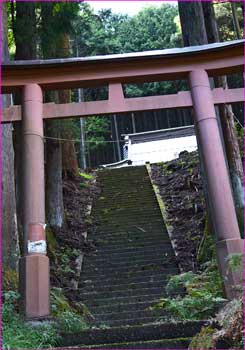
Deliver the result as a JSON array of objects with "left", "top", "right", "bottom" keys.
[{"left": 123, "top": 126, "right": 195, "bottom": 144}]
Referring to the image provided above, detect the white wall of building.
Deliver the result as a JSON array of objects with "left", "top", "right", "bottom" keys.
[{"left": 127, "top": 135, "right": 197, "bottom": 166}]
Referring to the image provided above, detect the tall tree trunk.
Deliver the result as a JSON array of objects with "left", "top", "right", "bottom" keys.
[
  {"left": 202, "top": 1, "right": 244, "bottom": 212},
  {"left": 12, "top": 2, "right": 37, "bottom": 254},
  {"left": 41, "top": 3, "right": 64, "bottom": 228},
  {"left": 178, "top": 1, "right": 213, "bottom": 237},
  {"left": 56, "top": 33, "right": 79, "bottom": 176},
  {"left": 2, "top": 2, "right": 19, "bottom": 269},
  {"left": 178, "top": 2, "right": 208, "bottom": 46},
  {"left": 230, "top": 2, "right": 241, "bottom": 39},
  {"left": 113, "top": 114, "right": 122, "bottom": 161}
]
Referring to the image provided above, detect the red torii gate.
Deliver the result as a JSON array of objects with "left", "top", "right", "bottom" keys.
[{"left": 2, "top": 40, "right": 244, "bottom": 319}]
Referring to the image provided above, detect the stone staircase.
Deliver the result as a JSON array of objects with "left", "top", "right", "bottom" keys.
[{"left": 61, "top": 166, "right": 206, "bottom": 348}]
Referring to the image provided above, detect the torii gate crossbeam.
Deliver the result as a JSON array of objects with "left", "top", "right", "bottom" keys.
[{"left": 1, "top": 40, "right": 244, "bottom": 319}]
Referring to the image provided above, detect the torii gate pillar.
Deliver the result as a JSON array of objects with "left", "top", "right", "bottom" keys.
[
  {"left": 189, "top": 70, "right": 243, "bottom": 299},
  {"left": 19, "top": 84, "right": 50, "bottom": 318}
]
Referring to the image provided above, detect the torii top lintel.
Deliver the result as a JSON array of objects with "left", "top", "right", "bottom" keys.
[{"left": 2, "top": 40, "right": 244, "bottom": 94}]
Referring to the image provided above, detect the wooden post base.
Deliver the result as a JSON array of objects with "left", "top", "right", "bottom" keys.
[{"left": 19, "top": 254, "right": 50, "bottom": 319}]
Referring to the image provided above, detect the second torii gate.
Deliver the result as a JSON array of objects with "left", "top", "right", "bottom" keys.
[{"left": 2, "top": 40, "right": 244, "bottom": 319}]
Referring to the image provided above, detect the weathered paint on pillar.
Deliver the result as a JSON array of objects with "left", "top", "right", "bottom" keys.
[
  {"left": 19, "top": 84, "right": 50, "bottom": 318},
  {"left": 189, "top": 70, "right": 243, "bottom": 299}
]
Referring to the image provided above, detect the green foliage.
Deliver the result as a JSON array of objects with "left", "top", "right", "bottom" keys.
[
  {"left": 79, "top": 172, "right": 94, "bottom": 180},
  {"left": 50, "top": 287, "right": 72, "bottom": 316},
  {"left": 3, "top": 288, "right": 89, "bottom": 348},
  {"left": 57, "top": 310, "right": 88, "bottom": 333},
  {"left": 79, "top": 171, "right": 94, "bottom": 188},
  {"left": 55, "top": 246, "right": 80, "bottom": 277},
  {"left": 151, "top": 261, "right": 226, "bottom": 320},
  {"left": 118, "top": 4, "right": 180, "bottom": 53},
  {"left": 2, "top": 266, "right": 18, "bottom": 291},
  {"left": 235, "top": 122, "right": 244, "bottom": 160},
  {"left": 80, "top": 182, "right": 88, "bottom": 189},
  {"left": 85, "top": 116, "right": 110, "bottom": 151},
  {"left": 165, "top": 271, "right": 196, "bottom": 295},
  {"left": 197, "top": 215, "right": 216, "bottom": 264},
  {"left": 2, "top": 291, "right": 59, "bottom": 349},
  {"left": 51, "top": 288, "right": 89, "bottom": 332},
  {"left": 214, "top": 2, "right": 244, "bottom": 41},
  {"left": 227, "top": 253, "right": 244, "bottom": 273}
]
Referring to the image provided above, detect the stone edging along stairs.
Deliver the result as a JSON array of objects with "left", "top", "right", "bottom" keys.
[{"left": 60, "top": 166, "right": 207, "bottom": 348}]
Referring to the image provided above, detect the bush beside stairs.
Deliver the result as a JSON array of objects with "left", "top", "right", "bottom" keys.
[{"left": 61, "top": 166, "right": 206, "bottom": 348}]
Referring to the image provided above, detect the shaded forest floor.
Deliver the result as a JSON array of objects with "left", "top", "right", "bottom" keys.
[
  {"left": 48, "top": 171, "right": 100, "bottom": 306},
  {"left": 150, "top": 151, "right": 206, "bottom": 272}
]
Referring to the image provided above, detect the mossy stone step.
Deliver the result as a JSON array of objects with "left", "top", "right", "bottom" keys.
[
  {"left": 59, "top": 320, "right": 208, "bottom": 347},
  {"left": 91, "top": 236, "right": 170, "bottom": 246},
  {"left": 94, "top": 306, "right": 169, "bottom": 320},
  {"left": 83, "top": 262, "right": 178, "bottom": 275},
  {"left": 81, "top": 267, "right": 179, "bottom": 283},
  {"left": 81, "top": 275, "right": 173, "bottom": 290},
  {"left": 82, "top": 293, "right": 165, "bottom": 308},
  {"left": 88, "top": 299, "right": 165, "bottom": 314},
  {"left": 85, "top": 256, "right": 177, "bottom": 270},
  {"left": 89, "top": 249, "right": 175, "bottom": 263},
  {"left": 81, "top": 279, "right": 175, "bottom": 294},
  {"left": 97, "top": 194, "right": 155, "bottom": 201},
  {"left": 93, "top": 236, "right": 171, "bottom": 248},
  {"left": 92, "top": 241, "right": 172, "bottom": 254},
  {"left": 79, "top": 286, "right": 172, "bottom": 300},
  {"left": 96, "top": 207, "right": 161, "bottom": 216},
  {"left": 92, "top": 228, "right": 168, "bottom": 238},
  {"left": 97, "top": 215, "right": 163, "bottom": 223},
  {"left": 98, "top": 316, "right": 166, "bottom": 328},
  {"left": 94, "top": 202, "right": 159, "bottom": 210},
  {"left": 80, "top": 337, "right": 192, "bottom": 349}
]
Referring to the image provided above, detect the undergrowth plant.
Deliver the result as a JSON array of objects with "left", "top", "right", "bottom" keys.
[
  {"left": 3, "top": 288, "right": 89, "bottom": 349},
  {"left": 3, "top": 291, "right": 58, "bottom": 349},
  {"left": 151, "top": 260, "right": 226, "bottom": 320}
]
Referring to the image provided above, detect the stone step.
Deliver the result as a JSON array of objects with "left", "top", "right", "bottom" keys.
[
  {"left": 91, "top": 230, "right": 169, "bottom": 241},
  {"left": 95, "top": 207, "right": 161, "bottom": 217},
  {"left": 83, "top": 261, "right": 178, "bottom": 275},
  {"left": 88, "top": 299, "right": 164, "bottom": 315},
  {"left": 87, "top": 249, "right": 175, "bottom": 264},
  {"left": 99, "top": 187, "right": 154, "bottom": 194},
  {"left": 81, "top": 275, "right": 173, "bottom": 291},
  {"left": 59, "top": 320, "right": 208, "bottom": 347},
  {"left": 97, "top": 316, "right": 166, "bottom": 328},
  {"left": 94, "top": 200, "right": 159, "bottom": 209},
  {"left": 80, "top": 337, "right": 191, "bottom": 349},
  {"left": 96, "top": 193, "right": 155, "bottom": 201},
  {"left": 96, "top": 222, "right": 165, "bottom": 230},
  {"left": 91, "top": 238, "right": 171, "bottom": 249},
  {"left": 80, "top": 279, "right": 174, "bottom": 294},
  {"left": 84, "top": 256, "right": 177, "bottom": 270},
  {"left": 83, "top": 293, "right": 165, "bottom": 308},
  {"left": 96, "top": 214, "right": 163, "bottom": 223},
  {"left": 99, "top": 179, "right": 150, "bottom": 186},
  {"left": 86, "top": 249, "right": 174, "bottom": 262},
  {"left": 81, "top": 267, "right": 179, "bottom": 283},
  {"left": 79, "top": 286, "right": 170, "bottom": 300},
  {"left": 95, "top": 308, "right": 168, "bottom": 322},
  {"left": 96, "top": 211, "right": 162, "bottom": 221},
  {"left": 92, "top": 236, "right": 171, "bottom": 248},
  {"left": 90, "top": 242, "right": 173, "bottom": 255},
  {"left": 99, "top": 174, "right": 148, "bottom": 181},
  {"left": 99, "top": 171, "right": 148, "bottom": 178}
]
